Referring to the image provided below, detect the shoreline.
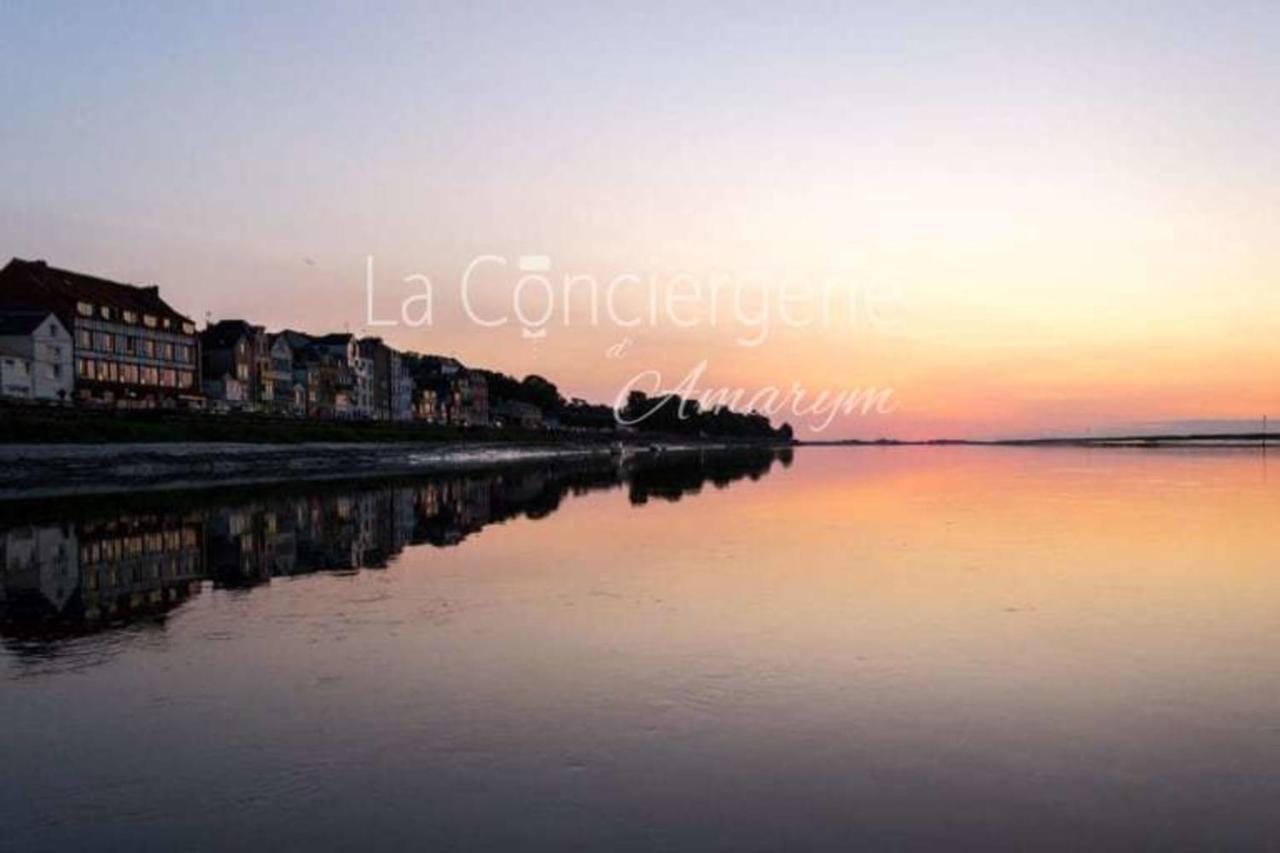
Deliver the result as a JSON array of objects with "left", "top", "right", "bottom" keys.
[{"left": 0, "top": 439, "right": 790, "bottom": 501}]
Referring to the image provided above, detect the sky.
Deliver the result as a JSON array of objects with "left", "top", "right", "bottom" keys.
[{"left": 2, "top": 1, "right": 1277, "bottom": 439}]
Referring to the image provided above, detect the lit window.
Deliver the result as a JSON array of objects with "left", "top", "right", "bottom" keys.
[
  {"left": 123, "top": 310, "right": 138, "bottom": 324},
  {"left": 143, "top": 315, "right": 157, "bottom": 328},
  {"left": 100, "top": 306, "right": 112, "bottom": 320},
  {"left": 77, "top": 302, "right": 93, "bottom": 317}
]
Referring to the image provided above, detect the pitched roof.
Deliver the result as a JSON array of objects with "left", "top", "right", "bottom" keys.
[
  {"left": 0, "top": 258, "right": 194, "bottom": 326},
  {"left": 276, "top": 329, "right": 315, "bottom": 352},
  {"left": 201, "top": 319, "right": 261, "bottom": 349},
  {"left": 0, "top": 310, "right": 58, "bottom": 336}
]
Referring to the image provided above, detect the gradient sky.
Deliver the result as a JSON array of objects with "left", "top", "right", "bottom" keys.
[{"left": 2, "top": 1, "right": 1277, "bottom": 438}]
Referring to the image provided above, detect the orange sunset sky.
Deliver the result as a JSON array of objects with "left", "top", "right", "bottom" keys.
[{"left": 3, "top": 3, "right": 1277, "bottom": 439}]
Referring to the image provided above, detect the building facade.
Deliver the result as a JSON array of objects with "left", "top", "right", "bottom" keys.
[
  {"left": 277, "top": 330, "right": 354, "bottom": 419},
  {"left": 405, "top": 355, "right": 489, "bottom": 427},
  {"left": 455, "top": 368, "right": 489, "bottom": 427},
  {"left": 358, "top": 338, "right": 415, "bottom": 422},
  {"left": 201, "top": 320, "right": 275, "bottom": 412},
  {"left": 391, "top": 354, "right": 414, "bottom": 422},
  {"left": 0, "top": 311, "right": 73, "bottom": 401},
  {"left": 0, "top": 259, "right": 200, "bottom": 407},
  {"left": 266, "top": 334, "right": 305, "bottom": 416},
  {"left": 310, "top": 333, "right": 369, "bottom": 419}
]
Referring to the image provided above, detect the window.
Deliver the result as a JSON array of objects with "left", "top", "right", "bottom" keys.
[
  {"left": 161, "top": 342, "right": 174, "bottom": 360},
  {"left": 182, "top": 322, "right": 196, "bottom": 335},
  {"left": 179, "top": 370, "right": 194, "bottom": 388},
  {"left": 120, "top": 363, "right": 139, "bottom": 384},
  {"left": 77, "top": 358, "right": 93, "bottom": 379},
  {"left": 161, "top": 369, "right": 176, "bottom": 387},
  {"left": 162, "top": 318, "right": 172, "bottom": 330},
  {"left": 76, "top": 329, "right": 92, "bottom": 348},
  {"left": 123, "top": 310, "right": 138, "bottom": 324},
  {"left": 77, "top": 302, "right": 93, "bottom": 317},
  {"left": 142, "top": 340, "right": 156, "bottom": 358},
  {"left": 100, "top": 306, "right": 113, "bottom": 320},
  {"left": 95, "top": 332, "right": 113, "bottom": 351},
  {"left": 143, "top": 315, "right": 157, "bottom": 328},
  {"left": 51, "top": 365, "right": 61, "bottom": 379}
]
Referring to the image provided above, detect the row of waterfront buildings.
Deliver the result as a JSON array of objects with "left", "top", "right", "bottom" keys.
[{"left": 0, "top": 257, "right": 527, "bottom": 427}]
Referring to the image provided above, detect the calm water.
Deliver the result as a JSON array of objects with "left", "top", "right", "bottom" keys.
[{"left": 2, "top": 446, "right": 1279, "bottom": 850}]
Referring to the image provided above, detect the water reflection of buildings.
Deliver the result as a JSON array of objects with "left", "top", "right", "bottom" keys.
[
  {"left": 0, "top": 513, "right": 205, "bottom": 634},
  {"left": 1, "top": 447, "right": 790, "bottom": 646}
]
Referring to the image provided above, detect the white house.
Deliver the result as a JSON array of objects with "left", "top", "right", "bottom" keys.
[
  {"left": 0, "top": 311, "right": 73, "bottom": 401},
  {"left": 0, "top": 523, "right": 80, "bottom": 615}
]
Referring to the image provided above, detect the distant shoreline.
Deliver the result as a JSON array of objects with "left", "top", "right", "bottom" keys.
[{"left": 801, "top": 433, "right": 1273, "bottom": 448}]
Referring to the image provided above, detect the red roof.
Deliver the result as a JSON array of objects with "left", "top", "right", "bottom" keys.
[{"left": 0, "top": 258, "right": 195, "bottom": 328}]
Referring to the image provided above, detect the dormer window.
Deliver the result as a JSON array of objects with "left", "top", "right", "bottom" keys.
[
  {"left": 162, "top": 318, "right": 172, "bottom": 330},
  {"left": 100, "top": 306, "right": 113, "bottom": 320},
  {"left": 143, "top": 315, "right": 157, "bottom": 328},
  {"left": 123, "top": 310, "right": 137, "bottom": 324},
  {"left": 181, "top": 322, "right": 195, "bottom": 335},
  {"left": 76, "top": 302, "right": 93, "bottom": 317}
]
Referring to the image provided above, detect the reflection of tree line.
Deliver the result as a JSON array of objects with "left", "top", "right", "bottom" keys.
[{"left": 0, "top": 448, "right": 790, "bottom": 645}]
